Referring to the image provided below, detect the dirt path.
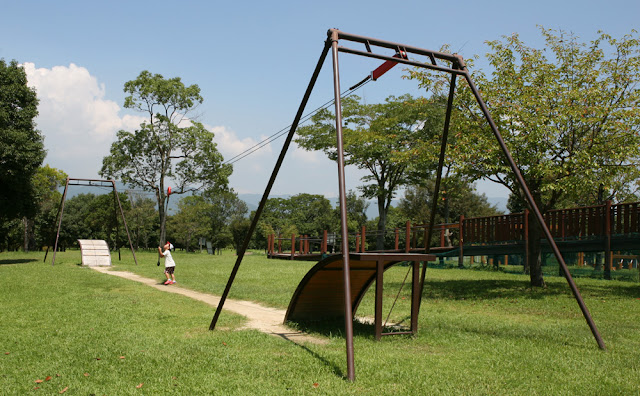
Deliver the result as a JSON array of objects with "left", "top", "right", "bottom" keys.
[{"left": 91, "top": 267, "right": 326, "bottom": 345}]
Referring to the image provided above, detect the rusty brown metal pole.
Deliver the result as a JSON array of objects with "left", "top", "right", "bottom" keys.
[
  {"left": 111, "top": 180, "right": 138, "bottom": 265},
  {"left": 48, "top": 177, "right": 70, "bottom": 265},
  {"left": 209, "top": 38, "right": 332, "bottom": 331},
  {"left": 112, "top": 182, "right": 121, "bottom": 260},
  {"left": 333, "top": 30, "right": 460, "bottom": 64},
  {"left": 375, "top": 258, "right": 384, "bottom": 341},
  {"left": 44, "top": 177, "right": 68, "bottom": 263},
  {"left": 604, "top": 200, "right": 612, "bottom": 279},
  {"left": 524, "top": 209, "right": 530, "bottom": 271},
  {"left": 461, "top": 68, "right": 606, "bottom": 350},
  {"left": 322, "top": 230, "right": 328, "bottom": 254},
  {"left": 420, "top": 72, "right": 457, "bottom": 306},
  {"left": 458, "top": 215, "right": 465, "bottom": 268},
  {"left": 330, "top": 29, "right": 356, "bottom": 382},
  {"left": 405, "top": 221, "right": 411, "bottom": 253}
]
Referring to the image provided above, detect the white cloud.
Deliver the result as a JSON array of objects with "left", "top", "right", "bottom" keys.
[
  {"left": 291, "top": 144, "right": 323, "bottom": 164},
  {"left": 22, "top": 62, "right": 144, "bottom": 178},
  {"left": 208, "top": 124, "right": 273, "bottom": 160},
  {"left": 19, "top": 61, "right": 370, "bottom": 196}
]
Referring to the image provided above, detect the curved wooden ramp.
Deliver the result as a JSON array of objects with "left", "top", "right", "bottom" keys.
[
  {"left": 285, "top": 253, "right": 435, "bottom": 339},
  {"left": 78, "top": 239, "right": 111, "bottom": 267}
]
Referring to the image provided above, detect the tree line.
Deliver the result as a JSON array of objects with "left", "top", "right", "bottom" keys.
[
  {"left": 0, "top": 183, "right": 499, "bottom": 254},
  {"left": 2, "top": 28, "right": 639, "bottom": 288}
]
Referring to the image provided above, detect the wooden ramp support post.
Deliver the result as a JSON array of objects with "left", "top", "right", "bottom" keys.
[
  {"left": 285, "top": 253, "right": 436, "bottom": 340},
  {"left": 458, "top": 215, "right": 465, "bottom": 268}
]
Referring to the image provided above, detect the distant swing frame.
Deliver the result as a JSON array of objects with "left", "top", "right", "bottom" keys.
[{"left": 44, "top": 177, "right": 138, "bottom": 266}]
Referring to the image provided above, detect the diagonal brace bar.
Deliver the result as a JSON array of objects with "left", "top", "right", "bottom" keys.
[{"left": 209, "top": 39, "right": 332, "bottom": 331}]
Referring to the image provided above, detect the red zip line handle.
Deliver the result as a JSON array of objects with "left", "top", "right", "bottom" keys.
[
  {"left": 348, "top": 50, "right": 408, "bottom": 90},
  {"left": 372, "top": 50, "right": 408, "bottom": 80}
]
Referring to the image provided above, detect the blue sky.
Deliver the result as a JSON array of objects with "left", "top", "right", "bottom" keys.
[{"left": 1, "top": 0, "right": 638, "bottom": 202}]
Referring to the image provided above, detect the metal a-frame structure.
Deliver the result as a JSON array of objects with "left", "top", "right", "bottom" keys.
[
  {"left": 44, "top": 178, "right": 138, "bottom": 266},
  {"left": 209, "top": 29, "right": 605, "bottom": 382}
]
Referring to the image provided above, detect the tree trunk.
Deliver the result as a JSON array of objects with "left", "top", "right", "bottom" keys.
[
  {"left": 527, "top": 210, "right": 546, "bottom": 287},
  {"left": 158, "top": 202, "right": 166, "bottom": 246},
  {"left": 594, "top": 252, "right": 603, "bottom": 271},
  {"left": 157, "top": 189, "right": 168, "bottom": 246},
  {"left": 444, "top": 194, "right": 452, "bottom": 247},
  {"left": 376, "top": 196, "right": 386, "bottom": 251},
  {"left": 23, "top": 217, "right": 29, "bottom": 252}
]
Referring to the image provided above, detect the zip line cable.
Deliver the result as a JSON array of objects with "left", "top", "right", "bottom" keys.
[
  {"left": 222, "top": 78, "right": 372, "bottom": 166},
  {"left": 106, "top": 74, "right": 375, "bottom": 196},
  {"left": 222, "top": 81, "right": 369, "bottom": 165}
]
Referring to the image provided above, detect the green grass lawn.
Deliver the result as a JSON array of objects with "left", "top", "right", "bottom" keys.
[{"left": 2, "top": 249, "right": 639, "bottom": 394}]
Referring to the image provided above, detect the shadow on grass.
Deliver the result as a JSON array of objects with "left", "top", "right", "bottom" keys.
[
  {"left": 288, "top": 318, "right": 413, "bottom": 343},
  {"left": 283, "top": 321, "right": 418, "bottom": 380},
  {"left": 292, "top": 302, "right": 603, "bottom": 351},
  {"left": 0, "top": 258, "right": 38, "bottom": 265},
  {"left": 570, "top": 281, "right": 640, "bottom": 299},
  {"left": 280, "top": 337, "right": 345, "bottom": 378},
  {"left": 420, "top": 279, "right": 535, "bottom": 300},
  {"left": 379, "top": 278, "right": 640, "bottom": 301}
]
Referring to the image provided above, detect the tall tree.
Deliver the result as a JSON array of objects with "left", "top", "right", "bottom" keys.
[
  {"left": 255, "top": 197, "right": 298, "bottom": 250},
  {"left": 27, "top": 165, "right": 67, "bottom": 251},
  {"left": 58, "top": 194, "right": 96, "bottom": 250},
  {"left": 258, "top": 194, "right": 334, "bottom": 237},
  {"left": 229, "top": 217, "right": 251, "bottom": 254},
  {"left": 100, "top": 71, "right": 232, "bottom": 244},
  {"left": 168, "top": 195, "right": 210, "bottom": 252},
  {"left": 200, "top": 189, "right": 248, "bottom": 253},
  {"left": 258, "top": 197, "right": 295, "bottom": 238},
  {"left": 85, "top": 192, "right": 132, "bottom": 250},
  {"left": 399, "top": 179, "right": 502, "bottom": 225},
  {"left": 0, "top": 59, "right": 46, "bottom": 239},
  {"left": 288, "top": 193, "right": 334, "bottom": 236},
  {"left": 125, "top": 192, "right": 158, "bottom": 250},
  {"left": 296, "top": 94, "right": 441, "bottom": 249},
  {"left": 335, "top": 190, "right": 369, "bottom": 233},
  {"left": 407, "top": 28, "right": 640, "bottom": 285},
  {"left": 255, "top": 194, "right": 334, "bottom": 251}
]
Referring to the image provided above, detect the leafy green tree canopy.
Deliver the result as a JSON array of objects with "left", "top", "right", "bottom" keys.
[
  {"left": 399, "top": 179, "right": 502, "bottom": 225},
  {"left": 100, "top": 71, "right": 232, "bottom": 244},
  {"left": 124, "top": 192, "right": 158, "bottom": 250},
  {"left": 406, "top": 28, "right": 640, "bottom": 285},
  {"left": 258, "top": 194, "right": 333, "bottom": 238},
  {"left": 168, "top": 195, "right": 210, "bottom": 252},
  {"left": 0, "top": 59, "right": 45, "bottom": 223},
  {"left": 200, "top": 189, "right": 248, "bottom": 252},
  {"left": 27, "top": 165, "right": 67, "bottom": 251},
  {"left": 296, "top": 94, "right": 442, "bottom": 249},
  {"left": 407, "top": 28, "right": 640, "bottom": 210}
]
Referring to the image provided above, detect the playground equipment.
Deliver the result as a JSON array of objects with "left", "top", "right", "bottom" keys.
[
  {"left": 77, "top": 239, "right": 111, "bottom": 266},
  {"left": 269, "top": 200, "right": 640, "bottom": 281},
  {"left": 209, "top": 30, "right": 605, "bottom": 381},
  {"left": 285, "top": 253, "right": 434, "bottom": 340},
  {"left": 44, "top": 178, "right": 138, "bottom": 266}
]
